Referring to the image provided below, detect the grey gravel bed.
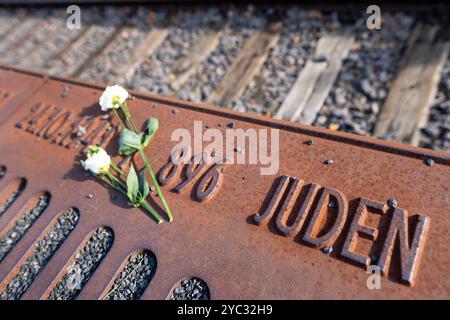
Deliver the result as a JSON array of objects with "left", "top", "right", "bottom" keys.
[
  {"left": 312, "top": 13, "right": 415, "bottom": 136},
  {"left": 80, "top": 7, "right": 165, "bottom": 83},
  {"left": 0, "top": 180, "right": 26, "bottom": 218},
  {"left": 103, "top": 250, "right": 156, "bottom": 300},
  {"left": 0, "top": 193, "right": 51, "bottom": 263},
  {"left": 47, "top": 227, "right": 114, "bottom": 300},
  {"left": 3, "top": 16, "right": 63, "bottom": 66},
  {"left": 170, "top": 278, "right": 210, "bottom": 300},
  {"left": 419, "top": 54, "right": 450, "bottom": 152},
  {"left": 0, "top": 9, "right": 22, "bottom": 38},
  {"left": 233, "top": 8, "right": 337, "bottom": 114},
  {"left": 47, "top": 7, "right": 131, "bottom": 77},
  {"left": 0, "top": 5, "right": 448, "bottom": 154},
  {"left": 0, "top": 208, "right": 79, "bottom": 300},
  {"left": 0, "top": 17, "right": 43, "bottom": 57},
  {"left": 177, "top": 6, "right": 267, "bottom": 103},
  {"left": 128, "top": 7, "right": 226, "bottom": 95},
  {"left": 0, "top": 8, "right": 56, "bottom": 59},
  {"left": 20, "top": 15, "right": 90, "bottom": 71}
]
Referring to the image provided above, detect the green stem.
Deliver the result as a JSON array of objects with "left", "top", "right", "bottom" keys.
[
  {"left": 139, "top": 148, "right": 173, "bottom": 221},
  {"left": 112, "top": 108, "right": 127, "bottom": 130},
  {"left": 141, "top": 200, "right": 163, "bottom": 224},
  {"left": 104, "top": 171, "right": 127, "bottom": 190},
  {"left": 110, "top": 162, "right": 124, "bottom": 176},
  {"left": 121, "top": 103, "right": 138, "bottom": 133},
  {"left": 99, "top": 175, "right": 127, "bottom": 195}
]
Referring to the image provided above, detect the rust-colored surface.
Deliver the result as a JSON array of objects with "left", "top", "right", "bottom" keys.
[
  {"left": 0, "top": 64, "right": 449, "bottom": 299},
  {"left": 0, "top": 69, "right": 45, "bottom": 127}
]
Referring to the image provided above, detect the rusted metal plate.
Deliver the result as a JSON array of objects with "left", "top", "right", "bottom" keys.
[
  {"left": 0, "top": 65, "right": 449, "bottom": 299},
  {"left": 0, "top": 69, "right": 45, "bottom": 127}
]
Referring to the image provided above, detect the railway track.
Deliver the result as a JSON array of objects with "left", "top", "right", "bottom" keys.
[{"left": 0, "top": 4, "right": 449, "bottom": 151}]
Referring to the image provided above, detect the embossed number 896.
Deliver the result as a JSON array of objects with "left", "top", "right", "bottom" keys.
[{"left": 157, "top": 146, "right": 228, "bottom": 202}]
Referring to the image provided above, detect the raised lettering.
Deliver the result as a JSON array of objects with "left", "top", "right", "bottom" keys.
[
  {"left": 341, "top": 198, "right": 386, "bottom": 266},
  {"left": 303, "top": 187, "right": 348, "bottom": 248},
  {"left": 377, "top": 208, "right": 430, "bottom": 286}
]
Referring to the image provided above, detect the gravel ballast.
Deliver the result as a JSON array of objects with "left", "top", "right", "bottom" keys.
[
  {"left": 0, "top": 208, "right": 79, "bottom": 300},
  {"left": 129, "top": 7, "right": 226, "bottom": 95},
  {"left": 0, "top": 9, "right": 22, "bottom": 38},
  {"left": 20, "top": 16, "right": 88, "bottom": 71},
  {"left": 0, "top": 192, "right": 51, "bottom": 263},
  {"left": 312, "top": 13, "right": 415, "bottom": 136},
  {"left": 0, "top": 5, "right": 448, "bottom": 154},
  {"left": 170, "top": 278, "right": 210, "bottom": 300},
  {"left": 233, "top": 8, "right": 337, "bottom": 114},
  {"left": 47, "top": 227, "right": 114, "bottom": 300},
  {"left": 80, "top": 7, "right": 165, "bottom": 83},
  {"left": 419, "top": 52, "right": 450, "bottom": 152},
  {"left": 177, "top": 6, "right": 266, "bottom": 103},
  {"left": 0, "top": 15, "right": 43, "bottom": 57},
  {"left": 2, "top": 12, "right": 62, "bottom": 66},
  {"left": 47, "top": 7, "right": 131, "bottom": 77},
  {"left": 103, "top": 250, "right": 156, "bottom": 300}
]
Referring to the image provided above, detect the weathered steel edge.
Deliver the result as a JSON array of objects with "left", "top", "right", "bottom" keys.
[
  {"left": 1, "top": 63, "right": 449, "bottom": 165},
  {"left": 0, "top": 70, "right": 46, "bottom": 128}
]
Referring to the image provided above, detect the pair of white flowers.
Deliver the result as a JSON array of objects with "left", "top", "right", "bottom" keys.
[
  {"left": 82, "top": 85, "right": 128, "bottom": 174},
  {"left": 81, "top": 84, "right": 172, "bottom": 223}
]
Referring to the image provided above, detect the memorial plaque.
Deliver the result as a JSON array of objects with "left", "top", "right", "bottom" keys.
[{"left": 0, "top": 65, "right": 449, "bottom": 299}]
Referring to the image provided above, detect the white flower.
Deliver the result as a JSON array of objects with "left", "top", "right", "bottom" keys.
[
  {"left": 99, "top": 85, "right": 129, "bottom": 111},
  {"left": 82, "top": 146, "right": 111, "bottom": 174}
]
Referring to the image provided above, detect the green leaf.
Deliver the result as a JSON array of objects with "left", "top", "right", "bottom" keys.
[
  {"left": 141, "top": 118, "right": 159, "bottom": 148},
  {"left": 126, "top": 164, "right": 140, "bottom": 206},
  {"left": 139, "top": 170, "right": 150, "bottom": 200},
  {"left": 119, "top": 128, "right": 141, "bottom": 156}
]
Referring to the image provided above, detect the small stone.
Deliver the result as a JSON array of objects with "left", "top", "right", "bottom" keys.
[
  {"left": 61, "top": 86, "right": 70, "bottom": 98},
  {"left": 306, "top": 138, "right": 313, "bottom": 145},
  {"left": 387, "top": 198, "right": 398, "bottom": 208},
  {"left": 313, "top": 53, "right": 328, "bottom": 63},
  {"left": 171, "top": 109, "right": 179, "bottom": 114},
  {"left": 425, "top": 159, "right": 435, "bottom": 167},
  {"left": 76, "top": 126, "right": 86, "bottom": 137},
  {"left": 226, "top": 122, "right": 236, "bottom": 128},
  {"left": 360, "top": 79, "right": 377, "bottom": 99},
  {"left": 324, "top": 159, "right": 334, "bottom": 165},
  {"left": 234, "top": 147, "right": 243, "bottom": 154},
  {"left": 328, "top": 123, "right": 339, "bottom": 131},
  {"left": 321, "top": 246, "right": 333, "bottom": 254},
  {"left": 421, "top": 124, "right": 440, "bottom": 138},
  {"left": 86, "top": 194, "right": 93, "bottom": 199}
]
